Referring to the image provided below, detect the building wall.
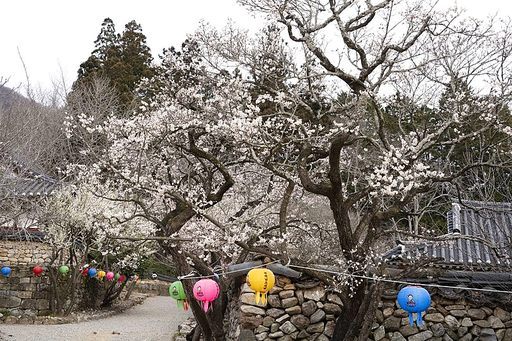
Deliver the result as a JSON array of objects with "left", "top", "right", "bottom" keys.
[
  {"left": 0, "top": 240, "right": 52, "bottom": 316},
  {"left": 234, "top": 275, "right": 512, "bottom": 341}
]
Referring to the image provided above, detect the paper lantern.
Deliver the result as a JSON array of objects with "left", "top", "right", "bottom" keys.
[
  {"left": 106, "top": 271, "right": 115, "bottom": 281},
  {"left": 114, "top": 273, "right": 121, "bottom": 281},
  {"left": 59, "top": 265, "right": 69, "bottom": 274},
  {"left": 33, "top": 265, "right": 44, "bottom": 277},
  {"left": 193, "top": 279, "right": 220, "bottom": 312},
  {"left": 246, "top": 268, "right": 275, "bottom": 305},
  {"left": 118, "top": 274, "right": 126, "bottom": 283},
  {"left": 88, "top": 268, "right": 97, "bottom": 278},
  {"left": 97, "top": 270, "right": 106, "bottom": 280},
  {"left": 397, "top": 286, "right": 431, "bottom": 326},
  {"left": 169, "top": 281, "right": 189, "bottom": 311},
  {"left": 81, "top": 267, "right": 89, "bottom": 277},
  {"left": 1, "top": 266, "right": 12, "bottom": 277}
]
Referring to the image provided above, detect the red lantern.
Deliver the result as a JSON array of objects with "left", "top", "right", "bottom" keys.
[
  {"left": 33, "top": 265, "right": 44, "bottom": 277},
  {"left": 118, "top": 274, "right": 127, "bottom": 283},
  {"left": 82, "top": 267, "right": 89, "bottom": 277}
]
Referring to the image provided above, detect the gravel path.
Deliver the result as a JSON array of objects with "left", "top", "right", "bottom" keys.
[{"left": 0, "top": 296, "right": 190, "bottom": 341}]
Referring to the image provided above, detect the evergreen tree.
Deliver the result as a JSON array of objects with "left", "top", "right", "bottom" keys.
[{"left": 71, "top": 18, "right": 154, "bottom": 113}]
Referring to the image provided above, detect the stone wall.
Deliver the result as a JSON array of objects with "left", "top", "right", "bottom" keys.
[
  {"left": 370, "top": 288, "right": 512, "bottom": 341},
  {"left": 234, "top": 276, "right": 512, "bottom": 341},
  {"left": 236, "top": 276, "right": 342, "bottom": 340},
  {"left": 0, "top": 240, "right": 52, "bottom": 317}
]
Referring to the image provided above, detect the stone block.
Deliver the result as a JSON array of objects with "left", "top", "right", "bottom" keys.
[
  {"left": 281, "top": 297, "right": 298, "bottom": 308},
  {"left": 268, "top": 295, "right": 282, "bottom": 308},
  {"left": 468, "top": 308, "right": 486, "bottom": 320},
  {"left": 474, "top": 319, "right": 491, "bottom": 328},
  {"left": 267, "top": 308, "right": 285, "bottom": 318},
  {"left": 19, "top": 278, "right": 30, "bottom": 284},
  {"left": 450, "top": 310, "right": 466, "bottom": 317},
  {"left": 461, "top": 317, "right": 473, "bottom": 327},
  {"left": 389, "top": 332, "right": 406, "bottom": 341},
  {"left": 306, "top": 322, "right": 324, "bottom": 334},
  {"left": 323, "top": 321, "right": 335, "bottom": 337},
  {"left": 424, "top": 313, "right": 444, "bottom": 323},
  {"left": 444, "top": 315, "right": 460, "bottom": 329},
  {"left": 408, "top": 330, "right": 433, "bottom": 341},
  {"left": 494, "top": 307, "right": 510, "bottom": 322},
  {"left": 241, "top": 315, "right": 264, "bottom": 329},
  {"left": 241, "top": 304, "right": 266, "bottom": 316},
  {"left": 373, "top": 326, "right": 385, "bottom": 341},
  {"left": 35, "top": 299, "right": 49, "bottom": 311},
  {"left": 279, "top": 290, "right": 295, "bottom": 299},
  {"left": 20, "top": 299, "right": 37, "bottom": 309},
  {"left": 279, "top": 321, "right": 297, "bottom": 334},
  {"left": 268, "top": 331, "right": 284, "bottom": 338},
  {"left": 290, "top": 314, "right": 309, "bottom": 330},
  {"left": 0, "top": 295, "right": 21, "bottom": 308},
  {"left": 301, "top": 301, "right": 316, "bottom": 317},
  {"left": 295, "top": 290, "right": 304, "bottom": 305},
  {"left": 383, "top": 316, "right": 401, "bottom": 332},
  {"left": 17, "top": 291, "right": 32, "bottom": 299},
  {"left": 326, "top": 293, "right": 342, "bottom": 306},
  {"left": 432, "top": 323, "right": 446, "bottom": 336},
  {"left": 323, "top": 303, "right": 341, "bottom": 315},
  {"left": 285, "top": 306, "right": 301, "bottom": 315},
  {"left": 489, "top": 315, "right": 505, "bottom": 329},
  {"left": 303, "top": 287, "right": 325, "bottom": 301},
  {"left": 399, "top": 324, "right": 418, "bottom": 337},
  {"left": 241, "top": 293, "right": 266, "bottom": 307},
  {"left": 262, "top": 316, "right": 274, "bottom": 327},
  {"left": 283, "top": 284, "right": 295, "bottom": 290},
  {"left": 276, "top": 314, "right": 290, "bottom": 323},
  {"left": 309, "top": 309, "right": 325, "bottom": 324}
]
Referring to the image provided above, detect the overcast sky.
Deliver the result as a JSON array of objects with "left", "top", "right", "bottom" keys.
[{"left": 1, "top": 0, "right": 511, "bottom": 93}]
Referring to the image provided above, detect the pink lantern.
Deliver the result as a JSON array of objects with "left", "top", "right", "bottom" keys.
[
  {"left": 193, "top": 279, "right": 220, "bottom": 312},
  {"left": 106, "top": 271, "right": 115, "bottom": 281}
]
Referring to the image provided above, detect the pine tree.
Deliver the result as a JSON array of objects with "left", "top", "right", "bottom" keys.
[{"left": 71, "top": 18, "right": 154, "bottom": 113}]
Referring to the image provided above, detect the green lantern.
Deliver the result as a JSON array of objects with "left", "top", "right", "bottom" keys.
[
  {"left": 169, "top": 281, "right": 189, "bottom": 310},
  {"left": 114, "top": 273, "right": 121, "bottom": 281},
  {"left": 59, "top": 265, "right": 70, "bottom": 274}
]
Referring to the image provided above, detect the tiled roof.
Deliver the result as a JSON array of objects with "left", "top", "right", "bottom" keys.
[
  {"left": 10, "top": 177, "right": 59, "bottom": 197},
  {"left": 386, "top": 200, "right": 512, "bottom": 269}
]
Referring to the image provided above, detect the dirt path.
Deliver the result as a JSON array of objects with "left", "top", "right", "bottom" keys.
[{"left": 0, "top": 296, "right": 190, "bottom": 341}]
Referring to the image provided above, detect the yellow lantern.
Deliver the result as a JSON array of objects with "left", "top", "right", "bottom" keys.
[
  {"left": 97, "top": 270, "right": 106, "bottom": 280},
  {"left": 246, "top": 268, "right": 275, "bottom": 305}
]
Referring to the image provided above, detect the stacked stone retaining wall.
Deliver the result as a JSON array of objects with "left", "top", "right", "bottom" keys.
[
  {"left": 235, "top": 276, "right": 342, "bottom": 340},
  {"left": 0, "top": 240, "right": 52, "bottom": 317},
  {"left": 231, "top": 278, "right": 512, "bottom": 340},
  {"left": 370, "top": 288, "right": 512, "bottom": 341}
]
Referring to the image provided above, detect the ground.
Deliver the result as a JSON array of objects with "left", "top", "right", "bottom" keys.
[{"left": 0, "top": 296, "right": 190, "bottom": 341}]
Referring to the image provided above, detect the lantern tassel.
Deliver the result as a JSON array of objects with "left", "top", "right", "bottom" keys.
[
  {"left": 408, "top": 313, "right": 414, "bottom": 326},
  {"left": 177, "top": 300, "right": 183, "bottom": 310},
  {"left": 255, "top": 291, "right": 261, "bottom": 304},
  {"left": 416, "top": 312, "right": 424, "bottom": 326},
  {"left": 203, "top": 301, "right": 209, "bottom": 312},
  {"left": 261, "top": 292, "right": 267, "bottom": 305},
  {"left": 184, "top": 300, "right": 189, "bottom": 311}
]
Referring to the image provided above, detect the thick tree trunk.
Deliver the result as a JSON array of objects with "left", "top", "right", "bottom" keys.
[
  {"left": 168, "top": 248, "right": 226, "bottom": 341},
  {"left": 331, "top": 281, "right": 380, "bottom": 340}
]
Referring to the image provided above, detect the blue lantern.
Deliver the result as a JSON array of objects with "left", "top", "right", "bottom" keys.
[
  {"left": 1, "top": 266, "right": 12, "bottom": 277},
  {"left": 88, "top": 267, "right": 97, "bottom": 278},
  {"left": 397, "top": 286, "right": 431, "bottom": 326}
]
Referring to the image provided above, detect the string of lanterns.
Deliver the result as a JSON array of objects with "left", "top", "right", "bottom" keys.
[
  {"left": 168, "top": 264, "right": 278, "bottom": 313},
  {"left": 165, "top": 260, "right": 512, "bottom": 322},
  {"left": 0, "top": 264, "right": 128, "bottom": 284}
]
